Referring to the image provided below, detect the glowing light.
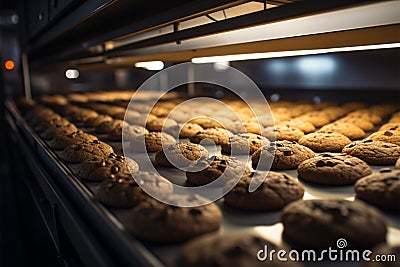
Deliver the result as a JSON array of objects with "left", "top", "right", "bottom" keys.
[
  {"left": 296, "top": 57, "right": 336, "bottom": 74},
  {"left": 213, "top": 61, "right": 230, "bottom": 72},
  {"left": 4, "top": 60, "right": 15, "bottom": 70},
  {"left": 65, "top": 69, "right": 79, "bottom": 79},
  {"left": 191, "top": 43, "right": 400, "bottom": 63},
  {"left": 134, "top": 61, "right": 164, "bottom": 70}
]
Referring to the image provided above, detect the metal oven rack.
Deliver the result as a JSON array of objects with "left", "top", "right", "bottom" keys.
[{"left": 5, "top": 99, "right": 400, "bottom": 267}]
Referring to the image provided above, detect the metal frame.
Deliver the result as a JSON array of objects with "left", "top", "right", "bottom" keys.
[{"left": 28, "top": 0, "right": 376, "bottom": 69}]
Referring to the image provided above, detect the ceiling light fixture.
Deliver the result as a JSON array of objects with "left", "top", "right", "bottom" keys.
[
  {"left": 191, "top": 43, "right": 400, "bottom": 63},
  {"left": 134, "top": 61, "right": 164, "bottom": 70}
]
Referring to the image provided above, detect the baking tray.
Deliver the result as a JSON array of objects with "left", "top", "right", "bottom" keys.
[{"left": 8, "top": 100, "right": 400, "bottom": 267}]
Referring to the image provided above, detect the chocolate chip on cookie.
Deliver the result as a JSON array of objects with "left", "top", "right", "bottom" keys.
[
  {"left": 298, "top": 154, "right": 372, "bottom": 185},
  {"left": 155, "top": 142, "right": 209, "bottom": 167},
  {"left": 252, "top": 140, "right": 315, "bottom": 170},
  {"left": 342, "top": 139, "right": 400, "bottom": 165},
  {"left": 281, "top": 199, "right": 387, "bottom": 249},
  {"left": 354, "top": 169, "right": 400, "bottom": 212},
  {"left": 224, "top": 171, "right": 304, "bottom": 211}
]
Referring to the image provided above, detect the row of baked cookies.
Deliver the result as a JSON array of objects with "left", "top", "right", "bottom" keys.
[{"left": 20, "top": 102, "right": 226, "bottom": 244}]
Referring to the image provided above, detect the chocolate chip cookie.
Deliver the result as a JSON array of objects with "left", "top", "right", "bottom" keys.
[
  {"left": 49, "top": 130, "right": 98, "bottom": 150},
  {"left": 189, "top": 127, "right": 232, "bottom": 145},
  {"left": 281, "top": 199, "right": 387, "bottom": 249},
  {"left": 95, "top": 119, "right": 124, "bottom": 134},
  {"left": 320, "top": 122, "right": 365, "bottom": 140},
  {"left": 76, "top": 154, "right": 139, "bottom": 181},
  {"left": 224, "top": 171, "right": 304, "bottom": 211},
  {"left": 354, "top": 169, "right": 400, "bottom": 212},
  {"left": 146, "top": 117, "right": 178, "bottom": 132},
  {"left": 298, "top": 111, "right": 331, "bottom": 127},
  {"left": 107, "top": 124, "right": 148, "bottom": 142},
  {"left": 379, "top": 123, "right": 400, "bottom": 132},
  {"left": 252, "top": 140, "right": 315, "bottom": 170},
  {"left": 298, "top": 131, "right": 352, "bottom": 152},
  {"left": 164, "top": 123, "right": 204, "bottom": 138},
  {"left": 83, "top": 114, "right": 113, "bottom": 127},
  {"left": 262, "top": 125, "right": 304, "bottom": 142},
  {"left": 129, "top": 132, "right": 176, "bottom": 153},
  {"left": 121, "top": 195, "right": 222, "bottom": 243},
  {"left": 176, "top": 232, "right": 301, "bottom": 267},
  {"left": 155, "top": 142, "right": 209, "bottom": 167},
  {"left": 336, "top": 117, "right": 374, "bottom": 132},
  {"left": 221, "top": 133, "right": 269, "bottom": 155},
  {"left": 342, "top": 139, "right": 400, "bottom": 165},
  {"left": 186, "top": 156, "right": 250, "bottom": 186},
  {"left": 368, "top": 130, "right": 400, "bottom": 146},
  {"left": 225, "top": 121, "right": 262, "bottom": 135},
  {"left": 60, "top": 140, "right": 114, "bottom": 163},
  {"left": 297, "top": 154, "right": 372, "bottom": 185},
  {"left": 279, "top": 119, "right": 316, "bottom": 133},
  {"left": 96, "top": 171, "right": 173, "bottom": 208},
  {"left": 39, "top": 120, "right": 78, "bottom": 140},
  {"left": 347, "top": 110, "right": 382, "bottom": 125}
]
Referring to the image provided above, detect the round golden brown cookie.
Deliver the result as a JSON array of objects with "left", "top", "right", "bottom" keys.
[
  {"left": 107, "top": 124, "right": 148, "bottom": 142},
  {"left": 155, "top": 142, "right": 209, "bottom": 167},
  {"left": 370, "top": 104, "right": 398, "bottom": 117},
  {"left": 321, "top": 106, "right": 348, "bottom": 121},
  {"left": 129, "top": 132, "right": 176, "bottom": 153},
  {"left": 186, "top": 156, "right": 250, "bottom": 186},
  {"left": 40, "top": 122, "right": 78, "bottom": 140},
  {"left": 125, "top": 113, "right": 157, "bottom": 126},
  {"left": 354, "top": 169, "right": 400, "bottom": 212},
  {"left": 189, "top": 117, "right": 222, "bottom": 129},
  {"left": 225, "top": 121, "right": 262, "bottom": 135},
  {"left": 76, "top": 154, "right": 139, "bottom": 181},
  {"left": 281, "top": 199, "right": 387, "bottom": 249},
  {"left": 252, "top": 140, "right": 315, "bottom": 170},
  {"left": 176, "top": 232, "right": 301, "bottom": 267},
  {"left": 368, "top": 130, "right": 400, "bottom": 146},
  {"left": 224, "top": 171, "right": 304, "bottom": 211},
  {"left": 220, "top": 133, "right": 269, "bottom": 155},
  {"left": 164, "top": 123, "right": 204, "bottom": 138},
  {"left": 96, "top": 171, "right": 172, "bottom": 208},
  {"left": 60, "top": 140, "right": 114, "bottom": 163},
  {"left": 342, "top": 139, "right": 400, "bottom": 165},
  {"left": 361, "top": 244, "right": 400, "bottom": 267},
  {"left": 146, "top": 117, "right": 178, "bottom": 132},
  {"left": 298, "top": 111, "right": 331, "bottom": 127},
  {"left": 319, "top": 122, "right": 365, "bottom": 140},
  {"left": 298, "top": 153, "right": 372, "bottom": 185},
  {"left": 121, "top": 195, "right": 222, "bottom": 243},
  {"left": 389, "top": 116, "right": 400, "bottom": 123},
  {"left": 341, "top": 102, "right": 367, "bottom": 112},
  {"left": 298, "top": 131, "right": 352, "bottom": 152},
  {"left": 49, "top": 131, "right": 98, "bottom": 150},
  {"left": 34, "top": 116, "right": 69, "bottom": 132},
  {"left": 83, "top": 114, "right": 113, "bottom": 127},
  {"left": 262, "top": 125, "right": 304, "bottom": 142},
  {"left": 379, "top": 123, "right": 400, "bottom": 132},
  {"left": 94, "top": 119, "right": 123, "bottom": 134},
  {"left": 279, "top": 119, "right": 315, "bottom": 133},
  {"left": 189, "top": 127, "right": 232, "bottom": 145},
  {"left": 68, "top": 108, "right": 99, "bottom": 123},
  {"left": 347, "top": 110, "right": 382, "bottom": 125},
  {"left": 336, "top": 117, "right": 374, "bottom": 132}
]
